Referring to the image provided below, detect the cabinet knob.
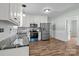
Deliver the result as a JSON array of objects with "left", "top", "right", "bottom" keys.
[
  {"left": 14, "top": 18, "right": 17, "bottom": 20},
  {"left": 9, "top": 19, "right": 11, "bottom": 20}
]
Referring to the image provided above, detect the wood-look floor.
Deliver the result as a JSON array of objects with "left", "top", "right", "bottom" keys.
[{"left": 29, "top": 38, "right": 79, "bottom": 56}]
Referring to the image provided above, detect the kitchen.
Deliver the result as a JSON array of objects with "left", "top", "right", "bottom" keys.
[
  {"left": 0, "top": 3, "right": 79, "bottom": 56},
  {"left": 0, "top": 3, "right": 50, "bottom": 56},
  {"left": 0, "top": 3, "right": 29, "bottom": 56}
]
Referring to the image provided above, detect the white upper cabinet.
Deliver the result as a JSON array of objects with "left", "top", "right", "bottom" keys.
[
  {"left": 0, "top": 3, "right": 22, "bottom": 26},
  {"left": 10, "top": 3, "right": 22, "bottom": 25},
  {"left": 16, "top": 3, "right": 22, "bottom": 25}
]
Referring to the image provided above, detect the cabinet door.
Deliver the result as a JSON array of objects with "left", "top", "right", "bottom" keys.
[
  {"left": 16, "top": 3, "right": 21, "bottom": 25},
  {"left": 10, "top": 3, "right": 20, "bottom": 25},
  {"left": 10, "top": 3, "right": 17, "bottom": 21},
  {"left": 0, "top": 3, "right": 9, "bottom": 20}
]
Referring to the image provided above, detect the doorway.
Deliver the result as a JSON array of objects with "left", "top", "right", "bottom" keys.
[{"left": 66, "top": 19, "right": 77, "bottom": 55}]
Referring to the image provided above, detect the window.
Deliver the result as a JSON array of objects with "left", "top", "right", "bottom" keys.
[{"left": 0, "top": 28, "right": 4, "bottom": 33}]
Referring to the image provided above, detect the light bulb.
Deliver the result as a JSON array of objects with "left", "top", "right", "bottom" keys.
[{"left": 23, "top": 14, "right": 26, "bottom": 17}]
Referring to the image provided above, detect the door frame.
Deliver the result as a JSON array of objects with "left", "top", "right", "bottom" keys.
[{"left": 66, "top": 17, "right": 77, "bottom": 41}]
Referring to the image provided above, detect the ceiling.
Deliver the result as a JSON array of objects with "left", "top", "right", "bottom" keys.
[{"left": 22, "top": 3, "right": 79, "bottom": 18}]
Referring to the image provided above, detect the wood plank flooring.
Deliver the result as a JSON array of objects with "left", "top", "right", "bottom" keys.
[{"left": 29, "top": 38, "right": 79, "bottom": 56}]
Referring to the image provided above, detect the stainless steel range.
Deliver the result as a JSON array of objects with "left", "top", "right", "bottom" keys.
[{"left": 30, "top": 24, "right": 38, "bottom": 42}]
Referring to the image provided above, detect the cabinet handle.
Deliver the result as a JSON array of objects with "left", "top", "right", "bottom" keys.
[
  {"left": 9, "top": 19, "right": 11, "bottom": 20},
  {"left": 14, "top": 18, "right": 17, "bottom": 20}
]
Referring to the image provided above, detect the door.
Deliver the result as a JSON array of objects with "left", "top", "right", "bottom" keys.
[
  {"left": 67, "top": 19, "right": 77, "bottom": 40},
  {"left": 70, "top": 20, "right": 77, "bottom": 38}
]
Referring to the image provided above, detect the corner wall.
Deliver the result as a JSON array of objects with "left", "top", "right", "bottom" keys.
[{"left": 50, "top": 8, "right": 79, "bottom": 45}]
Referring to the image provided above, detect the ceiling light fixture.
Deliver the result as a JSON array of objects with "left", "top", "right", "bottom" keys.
[
  {"left": 43, "top": 7, "right": 52, "bottom": 14},
  {"left": 44, "top": 9, "right": 51, "bottom": 13}
]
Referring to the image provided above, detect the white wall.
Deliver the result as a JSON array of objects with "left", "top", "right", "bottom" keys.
[
  {"left": 0, "top": 46, "right": 29, "bottom": 56},
  {"left": 0, "top": 21, "right": 17, "bottom": 41},
  {"left": 54, "top": 17, "right": 68, "bottom": 42},
  {"left": 50, "top": 8, "right": 79, "bottom": 45},
  {"left": 48, "top": 17, "right": 55, "bottom": 38}
]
